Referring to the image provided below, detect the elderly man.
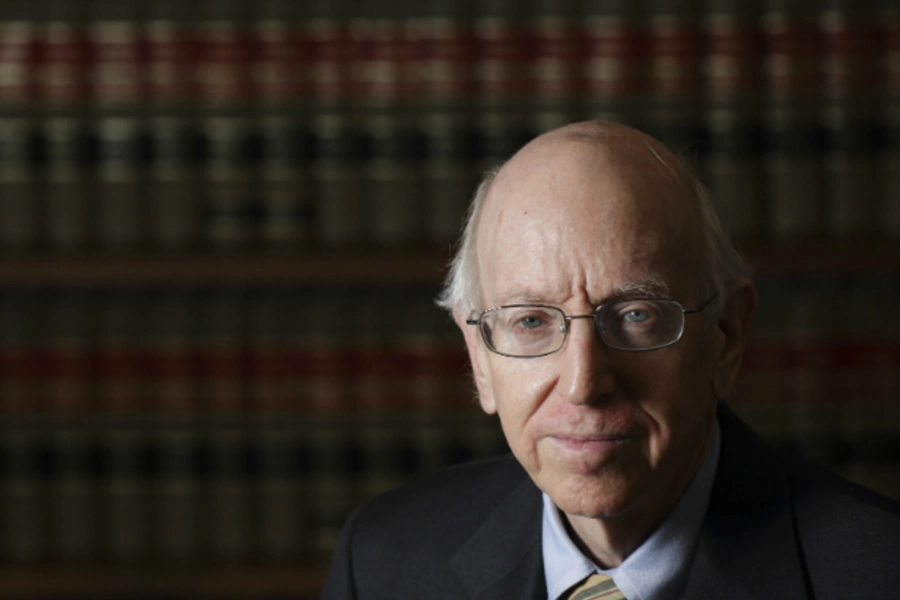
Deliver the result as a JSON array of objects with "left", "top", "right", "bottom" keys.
[{"left": 321, "top": 122, "right": 900, "bottom": 599}]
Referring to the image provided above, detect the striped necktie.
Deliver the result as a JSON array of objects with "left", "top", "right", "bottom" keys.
[{"left": 566, "top": 573, "right": 627, "bottom": 600}]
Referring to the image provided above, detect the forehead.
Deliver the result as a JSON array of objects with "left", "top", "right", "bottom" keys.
[{"left": 476, "top": 132, "right": 699, "bottom": 305}]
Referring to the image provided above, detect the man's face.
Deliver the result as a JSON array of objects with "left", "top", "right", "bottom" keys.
[{"left": 462, "top": 131, "right": 728, "bottom": 521}]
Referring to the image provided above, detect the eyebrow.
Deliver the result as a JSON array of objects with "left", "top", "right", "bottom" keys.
[
  {"left": 494, "top": 277, "right": 671, "bottom": 308},
  {"left": 612, "top": 278, "right": 670, "bottom": 299}
]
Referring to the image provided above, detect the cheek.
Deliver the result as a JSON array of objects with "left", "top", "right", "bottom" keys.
[{"left": 488, "top": 360, "right": 557, "bottom": 458}]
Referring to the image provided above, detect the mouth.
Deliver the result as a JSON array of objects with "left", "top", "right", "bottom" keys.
[{"left": 548, "top": 434, "right": 634, "bottom": 454}]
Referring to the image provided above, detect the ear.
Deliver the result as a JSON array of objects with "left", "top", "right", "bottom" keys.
[
  {"left": 712, "top": 279, "right": 757, "bottom": 400},
  {"left": 454, "top": 309, "right": 497, "bottom": 414}
]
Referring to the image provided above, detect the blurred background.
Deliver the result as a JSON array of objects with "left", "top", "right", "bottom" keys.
[{"left": 0, "top": 0, "right": 898, "bottom": 597}]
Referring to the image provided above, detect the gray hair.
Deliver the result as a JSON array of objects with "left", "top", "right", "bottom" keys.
[{"left": 436, "top": 154, "right": 753, "bottom": 323}]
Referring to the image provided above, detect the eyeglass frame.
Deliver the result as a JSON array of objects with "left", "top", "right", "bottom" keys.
[{"left": 465, "top": 293, "right": 719, "bottom": 358}]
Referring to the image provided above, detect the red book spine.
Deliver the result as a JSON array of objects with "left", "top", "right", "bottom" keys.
[
  {"left": 645, "top": 2, "right": 701, "bottom": 146},
  {"left": 87, "top": 5, "right": 144, "bottom": 108},
  {"left": 0, "top": 16, "right": 38, "bottom": 106},
  {"left": 251, "top": 11, "right": 301, "bottom": 105},
  {"left": 43, "top": 288, "right": 99, "bottom": 563},
  {"left": 148, "top": 289, "right": 199, "bottom": 562},
  {"left": 0, "top": 289, "right": 44, "bottom": 561},
  {"left": 35, "top": 14, "right": 89, "bottom": 108},
  {"left": 246, "top": 288, "right": 302, "bottom": 559},
  {"left": 97, "top": 290, "right": 148, "bottom": 563},
  {"left": 349, "top": 15, "right": 413, "bottom": 108},
  {"left": 144, "top": 7, "right": 195, "bottom": 106},
  {"left": 819, "top": 3, "right": 882, "bottom": 238},
  {"left": 473, "top": 3, "right": 533, "bottom": 107},
  {"left": 194, "top": 11, "right": 251, "bottom": 107},
  {"left": 305, "top": 16, "right": 354, "bottom": 106},
  {"left": 583, "top": 6, "right": 646, "bottom": 123},
  {"left": 885, "top": 6, "right": 900, "bottom": 239},
  {"left": 702, "top": 3, "right": 763, "bottom": 241},
  {"left": 195, "top": 288, "right": 249, "bottom": 561},
  {"left": 409, "top": 15, "right": 475, "bottom": 106},
  {"left": 531, "top": 9, "right": 584, "bottom": 118}
]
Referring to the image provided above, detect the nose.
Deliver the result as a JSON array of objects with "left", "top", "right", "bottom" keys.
[{"left": 557, "top": 315, "right": 616, "bottom": 405}]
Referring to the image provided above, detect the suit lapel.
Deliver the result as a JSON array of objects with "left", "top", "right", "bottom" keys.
[
  {"left": 683, "top": 407, "right": 810, "bottom": 599},
  {"left": 449, "top": 475, "right": 546, "bottom": 600}
]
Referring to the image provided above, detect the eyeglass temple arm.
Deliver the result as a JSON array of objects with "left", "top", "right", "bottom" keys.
[{"left": 683, "top": 292, "right": 719, "bottom": 314}]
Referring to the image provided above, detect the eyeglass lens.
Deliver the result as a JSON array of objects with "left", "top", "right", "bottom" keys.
[{"left": 481, "top": 300, "right": 687, "bottom": 356}]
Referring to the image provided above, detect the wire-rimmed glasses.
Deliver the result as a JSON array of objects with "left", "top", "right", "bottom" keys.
[{"left": 466, "top": 294, "right": 717, "bottom": 358}]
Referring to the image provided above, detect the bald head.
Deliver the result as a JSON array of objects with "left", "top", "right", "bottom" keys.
[
  {"left": 438, "top": 121, "right": 749, "bottom": 318},
  {"left": 479, "top": 122, "right": 702, "bottom": 299}
]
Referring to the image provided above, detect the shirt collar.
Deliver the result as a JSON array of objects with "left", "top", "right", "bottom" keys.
[{"left": 542, "top": 418, "right": 721, "bottom": 600}]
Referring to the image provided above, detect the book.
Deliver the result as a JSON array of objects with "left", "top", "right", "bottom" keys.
[
  {"left": 0, "top": 288, "right": 45, "bottom": 562},
  {"left": 583, "top": 0, "right": 646, "bottom": 124},
  {"left": 0, "top": 115, "right": 38, "bottom": 250},
  {"left": 148, "top": 288, "right": 199, "bottom": 563}
]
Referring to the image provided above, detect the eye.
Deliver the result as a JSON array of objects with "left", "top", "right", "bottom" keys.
[
  {"left": 624, "top": 309, "right": 650, "bottom": 323},
  {"left": 517, "top": 314, "right": 545, "bottom": 329}
]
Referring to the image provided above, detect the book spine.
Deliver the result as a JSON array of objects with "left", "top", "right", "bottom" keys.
[
  {"left": 296, "top": 288, "right": 356, "bottom": 553},
  {"left": 93, "top": 115, "right": 146, "bottom": 249},
  {"left": 35, "top": 0, "right": 89, "bottom": 109},
  {"left": 251, "top": 0, "right": 301, "bottom": 108},
  {"left": 37, "top": 2, "right": 91, "bottom": 251},
  {"left": 362, "top": 112, "right": 419, "bottom": 247},
  {"left": 410, "top": 2, "right": 474, "bottom": 246},
  {"left": 583, "top": 1, "right": 646, "bottom": 123},
  {"left": 885, "top": 4, "right": 900, "bottom": 239},
  {"left": 0, "top": 115, "right": 38, "bottom": 250},
  {"left": 472, "top": 0, "right": 533, "bottom": 109},
  {"left": 97, "top": 289, "right": 148, "bottom": 563},
  {"left": 149, "top": 288, "right": 199, "bottom": 563},
  {"left": 644, "top": 0, "right": 702, "bottom": 150},
  {"left": 348, "top": 3, "right": 412, "bottom": 110},
  {"left": 256, "top": 113, "right": 307, "bottom": 248},
  {"left": 0, "top": 288, "right": 45, "bottom": 562},
  {"left": 305, "top": 0, "right": 354, "bottom": 108},
  {"left": 196, "top": 0, "right": 253, "bottom": 250},
  {"left": 196, "top": 287, "right": 249, "bottom": 562},
  {"left": 200, "top": 114, "right": 253, "bottom": 249},
  {"left": 820, "top": 2, "right": 882, "bottom": 238},
  {"left": 531, "top": 0, "right": 584, "bottom": 127},
  {"left": 419, "top": 110, "right": 475, "bottom": 245},
  {"left": 0, "top": 3, "right": 38, "bottom": 107},
  {"left": 43, "top": 288, "right": 99, "bottom": 563},
  {"left": 310, "top": 111, "right": 364, "bottom": 247},
  {"left": 702, "top": 1, "right": 763, "bottom": 241},
  {"left": 0, "top": 2, "right": 38, "bottom": 249},
  {"left": 146, "top": 115, "right": 199, "bottom": 251},
  {"left": 246, "top": 287, "right": 302, "bottom": 560},
  {"left": 761, "top": 2, "right": 822, "bottom": 240},
  {"left": 252, "top": 1, "right": 306, "bottom": 249},
  {"left": 144, "top": 1, "right": 198, "bottom": 251},
  {"left": 87, "top": 0, "right": 144, "bottom": 109},
  {"left": 407, "top": 0, "right": 474, "bottom": 109},
  {"left": 145, "top": 0, "right": 195, "bottom": 107}
]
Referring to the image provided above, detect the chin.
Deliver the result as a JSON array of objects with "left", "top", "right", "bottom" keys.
[{"left": 542, "top": 472, "right": 641, "bottom": 520}]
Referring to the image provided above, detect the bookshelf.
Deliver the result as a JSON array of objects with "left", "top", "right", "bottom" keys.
[
  {"left": 0, "top": 242, "right": 898, "bottom": 287},
  {"left": 1, "top": 0, "right": 899, "bottom": 598}
]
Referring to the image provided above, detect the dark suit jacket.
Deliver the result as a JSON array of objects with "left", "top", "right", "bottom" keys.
[{"left": 321, "top": 405, "right": 900, "bottom": 599}]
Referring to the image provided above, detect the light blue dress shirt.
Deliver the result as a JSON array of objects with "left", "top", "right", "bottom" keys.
[{"left": 542, "top": 419, "right": 721, "bottom": 600}]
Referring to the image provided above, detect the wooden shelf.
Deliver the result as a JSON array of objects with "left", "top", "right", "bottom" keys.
[
  {"left": 0, "top": 564, "right": 328, "bottom": 599},
  {"left": 0, "top": 242, "right": 897, "bottom": 286},
  {"left": 741, "top": 241, "right": 900, "bottom": 276},
  {"left": 0, "top": 250, "right": 453, "bottom": 286}
]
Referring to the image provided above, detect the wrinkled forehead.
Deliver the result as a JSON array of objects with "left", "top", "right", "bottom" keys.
[{"left": 475, "top": 128, "right": 702, "bottom": 304}]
